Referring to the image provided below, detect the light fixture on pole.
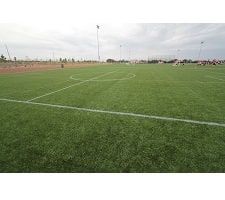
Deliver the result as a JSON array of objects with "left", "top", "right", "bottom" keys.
[{"left": 96, "top": 25, "right": 100, "bottom": 62}]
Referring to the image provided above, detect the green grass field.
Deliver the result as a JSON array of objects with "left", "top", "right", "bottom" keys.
[{"left": 0, "top": 63, "right": 225, "bottom": 172}]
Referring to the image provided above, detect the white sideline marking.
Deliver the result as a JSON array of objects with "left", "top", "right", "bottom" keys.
[
  {"left": 206, "top": 75, "right": 225, "bottom": 81},
  {"left": 27, "top": 71, "right": 117, "bottom": 102},
  {"left": 0, "top": 98, "right": 225, "bottom": 128}
]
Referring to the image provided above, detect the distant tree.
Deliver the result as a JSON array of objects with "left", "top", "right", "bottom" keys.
[
  {"left": 148, "top": 59, "right": 158, "bottom": 64},
  {"left": 106, "top": 58, "right": 115, "bottom": 63},
  {"left": 167, "top": 59, "right": 176, "bottom": 63},
  {"left": 59, "top": 58, "right": 62, "bottom": 62},
  {"left": 72, "top": 58, "right": 75, "bottom": 62},
  {"left": 14, "top": 57, "right": 17, "bottom": 61},
  {"left": 0, "top": 54, "right": 7, "bottom": 62}
]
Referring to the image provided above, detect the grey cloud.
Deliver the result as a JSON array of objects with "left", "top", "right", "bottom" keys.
[{"left": 1, "top": 23, "right": 225, "bottom": 61}]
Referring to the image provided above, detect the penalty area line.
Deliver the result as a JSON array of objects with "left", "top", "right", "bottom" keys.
[{"left": 0, "top": 98, "right": 225, "bottom": 128}]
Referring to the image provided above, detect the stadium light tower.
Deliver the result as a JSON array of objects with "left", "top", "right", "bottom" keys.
[
  {"left": 96, "top": 25, "right": 100, "bottom": 62},
  {"left": 197, "top": 41, "right": 204, "bottom": 62}
]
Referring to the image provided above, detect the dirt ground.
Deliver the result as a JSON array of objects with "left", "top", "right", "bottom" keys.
[{"left": 0, "top": 62, "right": 108, "bottom": 74}]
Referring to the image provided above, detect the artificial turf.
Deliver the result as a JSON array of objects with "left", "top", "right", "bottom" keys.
[{"left": 0, "top": 64, "right": 225, "bottom": 172}]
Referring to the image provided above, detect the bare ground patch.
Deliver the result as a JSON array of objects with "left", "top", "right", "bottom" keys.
[{"left": 0, "top": 62, "right": 109, "bottom": 74}]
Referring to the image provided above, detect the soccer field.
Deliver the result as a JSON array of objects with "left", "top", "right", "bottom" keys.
[{"left": 0, "top": 63, "right": 225, "bottom": 172}]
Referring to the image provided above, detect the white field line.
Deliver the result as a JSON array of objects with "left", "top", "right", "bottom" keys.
[
  {"left": 0, "top": 98, "right": 225, "bottom": 128},
  {"left": 27, "top": 71, "right": 117, "bottom": 102},
  {"left": 70, "top": 72, "right": 136, "bottom": 82},
  {"left": 207, "top": 71, "right": 225, "bottom": 77},
  {"left": 206, "top": 75, "right": 225, "bottom": 81},
  {"left": 23, "top": 80, "right": 72, "bottom": 93}
]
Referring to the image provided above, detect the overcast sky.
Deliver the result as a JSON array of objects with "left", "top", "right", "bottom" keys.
[{"left": 1, "top": 23, "right": 225, "bottom": 61}]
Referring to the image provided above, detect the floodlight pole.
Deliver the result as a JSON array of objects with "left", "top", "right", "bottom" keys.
[
  {"left": 128, "top": 48, "right": 131, "bottom": 61},
  {"left": 177, "top": 49, "right": 181, "bottom": 65},
  {"left": 96, "top": 25, "right": 100, "bottom": 62},
  {"left": 120, "top": 45, "right": 122, "bottom": 64},
  {"left": 197, "top": 41, "right": 204, "bottom": 62},
  {"left": 5, "top": 44, "right": 12, "bottom": 61},
  {"left": 177, "top": 49, "right": 180, "bottom": 61},
  {"left": 53, "top": 52, "right": 55, "bottom": 62}
]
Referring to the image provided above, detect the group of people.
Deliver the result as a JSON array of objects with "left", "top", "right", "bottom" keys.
[
  {"left": 172, "top": 59, "right": 223, "bottom": 66},
  {"left": 197, "top": 59, "right": 219, "bottom": 66},
  {"left": 173, "top": 60, "right": 185, "bottom": 66}
]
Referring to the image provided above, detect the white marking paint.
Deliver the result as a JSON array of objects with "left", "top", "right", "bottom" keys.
[
  {"left": 0, "top": 98, "right": 225, "bottom": 128},
  {"left": 206, "top": 75, "right": 225, "bottom": 81},
  {"left": 27, "top": 71, "right": 117, "bottom": 102},
  {"left": 207, "top": 71, "right": 225, "bottom": 77},
  {"left": 70, "top": 72, "right": 136, "bottom": 82}
]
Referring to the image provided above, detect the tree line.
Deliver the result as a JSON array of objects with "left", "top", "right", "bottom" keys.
[{"left": 106, "top": 58, "right": 200, "bottom": 63}]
